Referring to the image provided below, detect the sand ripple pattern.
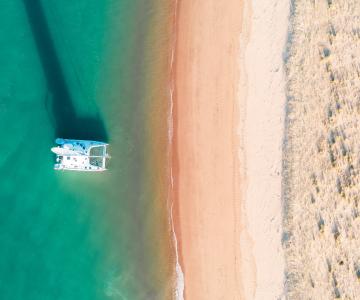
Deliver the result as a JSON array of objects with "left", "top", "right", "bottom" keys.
[{"left": 283, "top": 1, "right": 360, "bottom": 299}]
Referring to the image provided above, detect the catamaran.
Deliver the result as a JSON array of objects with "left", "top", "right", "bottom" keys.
[{"left": 51, "top": 138, "right": 110, "bottom": 171}]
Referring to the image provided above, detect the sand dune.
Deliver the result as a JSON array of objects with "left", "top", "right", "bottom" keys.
[{"left": 284, "top": 1, "right": 360, "bottom": 298}]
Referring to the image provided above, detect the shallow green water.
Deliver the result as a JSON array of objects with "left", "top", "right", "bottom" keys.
[{"left": 0, "top": 1, "right": 173, "bottom": 299}]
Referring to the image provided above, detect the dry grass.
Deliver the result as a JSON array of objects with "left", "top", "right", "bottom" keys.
[{"left": 283, "top": 1, "right": 360, "bottom": 299}]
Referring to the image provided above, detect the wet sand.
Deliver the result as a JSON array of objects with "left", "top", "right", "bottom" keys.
[{"left": 172, "top": 0, "right": 244, "bottom": 299}]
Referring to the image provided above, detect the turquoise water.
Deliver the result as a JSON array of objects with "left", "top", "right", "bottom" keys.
[{"left": 0, "top": 1, "right": 174, "bottom": 299}]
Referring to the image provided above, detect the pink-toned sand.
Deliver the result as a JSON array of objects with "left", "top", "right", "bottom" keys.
[{"left": 172, "top": 1, "right": 246, "bottom": 299}]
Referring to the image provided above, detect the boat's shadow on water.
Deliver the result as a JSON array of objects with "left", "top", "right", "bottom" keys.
[{"left": 22, "top": 0, "right": 108, "bottom": 142}]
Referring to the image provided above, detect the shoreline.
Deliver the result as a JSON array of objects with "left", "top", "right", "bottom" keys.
[
  {"left": 168, "top": 0, "right": 185, "bottom": 298},
  {"left": 172, "top": 0, "right": 245, "bottom": 299},
  {"left": 169, "top": 0, "right": 185, "bottom": 298}
]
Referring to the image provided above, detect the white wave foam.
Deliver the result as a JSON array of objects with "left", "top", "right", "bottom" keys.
[
  {"left": 170, "top": 178, "right": 184, "bottom": 300},
  {"left": 168, "top": 0, "right": 185, "bottom": 298}
]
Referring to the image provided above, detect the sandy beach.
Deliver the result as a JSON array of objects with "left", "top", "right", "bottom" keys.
[
  {"left": 172, "top": 0, "right": 360, "bottom": 298},
  {"left": 241, "top": 0, "right": 289, "bottom": 299},
  {"left": 172, "top": 0, "right": 292, "bottom": 298},
  {"left": 172, "top": 0, "right": 244, "bottom": 299}
]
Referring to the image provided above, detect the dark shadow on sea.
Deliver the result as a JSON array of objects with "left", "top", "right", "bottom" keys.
[{"left": 22, "top": 0, "right": 108, "bottom": 142}]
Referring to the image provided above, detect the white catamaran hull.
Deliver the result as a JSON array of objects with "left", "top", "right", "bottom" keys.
[{"left": 51, "top": 138, "right": 110, "bottom": 172}]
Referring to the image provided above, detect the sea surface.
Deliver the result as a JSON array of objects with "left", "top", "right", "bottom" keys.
[{"left": 0, "top": 1, "right": 174, "bottom": 299}]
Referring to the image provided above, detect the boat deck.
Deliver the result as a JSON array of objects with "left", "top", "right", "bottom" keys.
[
  {"left": 55, "top": 155, "right": 103, "bottom": 171},
  {"left": 52, "top": 139, "right": 109, "bottom": 172}
]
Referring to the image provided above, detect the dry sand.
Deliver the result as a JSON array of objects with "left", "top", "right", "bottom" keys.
[
  {"left": 172, "top": 0, "right": 244, "bottom": 299},
  {"left": 284, "top": 1, "right": 360, "bottom": 299},
  {"left": 240, "top": 0, "right": 290, "bottom": 299}
]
